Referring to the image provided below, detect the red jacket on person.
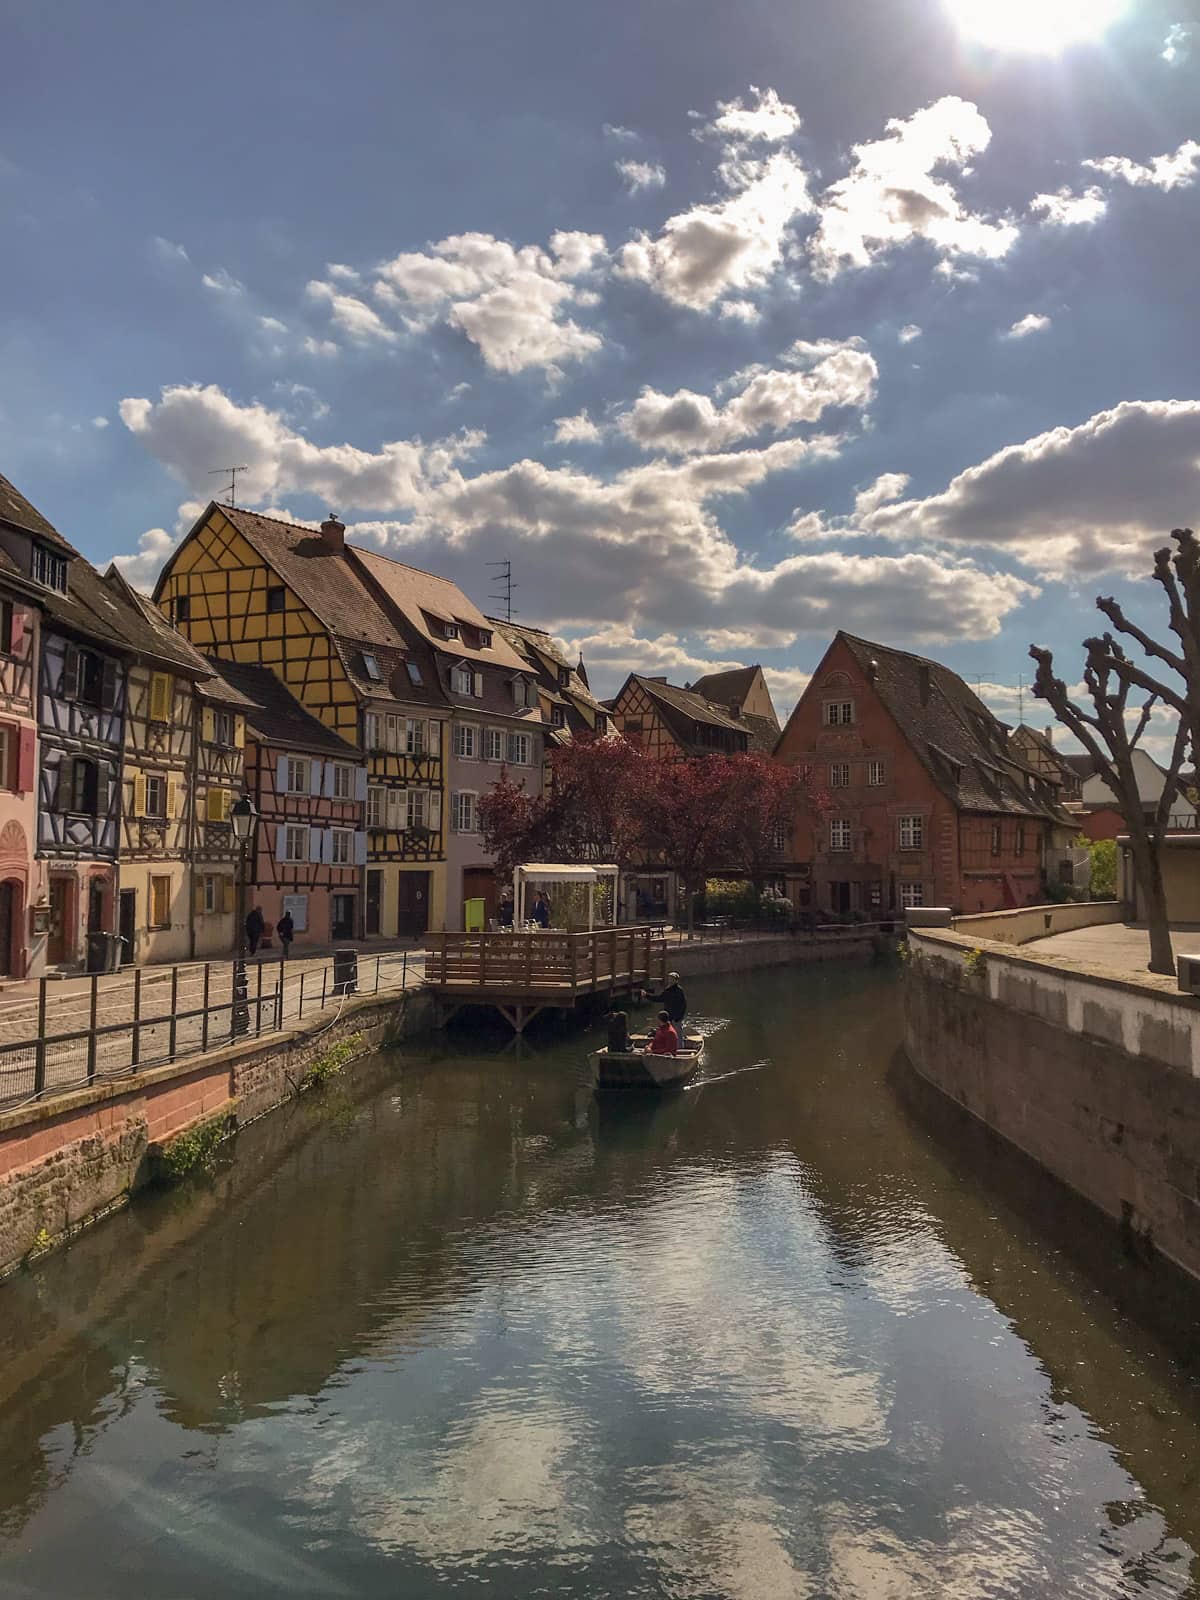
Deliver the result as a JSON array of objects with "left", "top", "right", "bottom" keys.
[{"left": 648, "top": 1022, "right": 680, "bottom": 1056}]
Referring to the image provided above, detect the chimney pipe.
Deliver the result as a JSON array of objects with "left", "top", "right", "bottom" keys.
[
  {"left": 1044, "top": 724, "right": 1053, "bottom": 747},
  {"left": 320, "top": 513, "right": 345, "bottom": 554}
]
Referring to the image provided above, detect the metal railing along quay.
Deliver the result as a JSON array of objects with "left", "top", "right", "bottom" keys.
[{"left": 0, "top": 948, "right": 424, "bottom": 1113}]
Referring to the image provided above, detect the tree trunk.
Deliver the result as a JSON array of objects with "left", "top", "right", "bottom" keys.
[
  {"left": 684, "top": 872, "right": 695, "bottom": 940},
  {"left": 1126, "top": 822, "right": 1174, "bottom": 975}
]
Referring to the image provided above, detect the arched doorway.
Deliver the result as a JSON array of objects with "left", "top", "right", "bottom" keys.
[{"left": 0, "top": 880, "right": 20, "bottom": 978}]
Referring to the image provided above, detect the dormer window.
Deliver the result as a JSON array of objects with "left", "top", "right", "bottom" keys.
[
  {"left": 477, "top": 628, "right": 492, "bottom": 649},
  {"left": 406, "top": 660, "right": 423, "bottom": 686},
  {"left": 512, "top": 676, "right": 535, "bottom": 710},
  {"left": 558, "top": 667, "right": 571, "bottom": 689},
  {"left": 362, "top": 653, "right": 383, "bottom": 682},
  {"left": 551, "top": 706, "right": 566, "bottom": 729},
  {"left": 443, "top": 622, "right": 460, "bottom": 641},
  {"left": 452, "top": 663, "right": 478, "bottom": 696},
  {"left": 33, "top": 544, "right": 68, "bottom": 594}
]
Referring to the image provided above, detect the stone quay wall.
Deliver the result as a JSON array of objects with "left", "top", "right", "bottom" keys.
[
  {"left": 669, "top": 930, "right": 880, "bottom": 978},
  {"left": 0, "top": 986, "right": 434, "bottom": 1279},
  {"left": 904, "top": 926, "right": 1200, "bottom": 1284}
]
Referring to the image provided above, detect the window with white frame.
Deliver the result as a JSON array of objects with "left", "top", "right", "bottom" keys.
[
  {"left": 203, "top": 874, "right": 219, "bottom": 914},
  {"left": 507, "top": 731, "right": 532, "bottom": 766},
  {"left": 453, "top": 723, "right": 477, "bottom": 759},
  {"left": 899, "top": 814, "right": 924, "bottom": 850},
  {"left": 285, "top": 758, "right": 309, "bottom": 794},
  {"left": 406, "top": 660, "right": 422, "bottom": 686},
  {"left": 452, "top": 791, "right": 478, "bottom": 833},
  {"left": 284, "top": 825, "right": 308, "bottom": 862},
  {"left": 33, "top": 544, "right": 68, "bottom": 593},
  {"left": 483, "top": 727, "right": 505, "bottom": 762},
  {"left": 405, "top": 718, "right": 424, "bottom": 755},
  {"left": 407, "top": 789, "right": 427, "bottom": 829},
  {"left": 330, "top": 829, "right": 353, "bottom": 865},
  {"left": 332, "top": 764, "right": 352, "bottom": 800},
  {"left": 512, "top": 677, "right": 535, "bottom": 709},
  {"left": 899, "top": 883, "right": 925, "bottom": 909},
  {"left": 145, "top": 774, "right": 167, "bottom": 817},
  {"left": 550, "top": 706, "right": 566, "bottom": 729},
  {"left": 867, "top": 760, "right": 885, "bottom": 786},
  {"left": 771, "top": 821, "right": 788, "bottom": 853},
  {"left": 366, "top": 786, "right": 385, "bottom": 828},
  {"left": 364, "top": 712, "right": 382, "bottom": 751},
  {"left": 824, "top": 700, "right": 854, "bottom": 726},
  {"left": 830, "top": 762, "right": 850, "bottom": 787},
  {"left": 829, "top": 819, "right": 851, "bottom": 852},
  {"left": 214, "top": 710, "right": 235, "bottom": 747},
  {"left": 452, "top": 664, "right": 474, "bottom": 696}
]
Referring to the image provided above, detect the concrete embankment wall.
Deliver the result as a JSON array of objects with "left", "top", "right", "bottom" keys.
[
  {"left": 950, "top": 900, "right": 1125, "bottom": 946},
  {"left": 669, "top": 931, "right": 878, "bottom": 978},
  {"left": 0, "top": 988, "right": 434, "bottom": 1279},
  {"left": 904, "top": 927, "right": 1200, "bottom": 1284}
]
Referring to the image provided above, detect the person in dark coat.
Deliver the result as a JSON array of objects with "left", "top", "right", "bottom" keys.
[
  {"left": 653, "top": 971, "right": 688, "bottom": 1047},
  {"left": 245, "top": 905, "right": 265, "bottom": 956},
  {"left": 497, "top": 889, "right": 514, "bottom": 927},
  {"left": 531, "top": 891, "right": 551, "bottom": 928},
  {"left": 276, "top": 909, "right": 295, "bottom": 958}
]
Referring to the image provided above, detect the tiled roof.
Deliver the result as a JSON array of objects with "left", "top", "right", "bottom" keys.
[
  {"left": 100, "top": 567, "right": 215, "bottom": 674},
  {"left": 215, "top": 506, "right": 408, "bottom": 649},
  {"left": 0, "top": 474, "right": 77, "bottom": 553},
  {"left": 837, "top": 633, "right": 1069, "bottom": 822},
  {"left": 742, "top": 712, "right": 780, "bottom": 755},
  {"left": 330, "top": 633, "right": 447, "bottom": 710},
  {"left": 203, "top": 657, "right": 359, "bottom": 758},
  {"left": 353, "top": 549, "right": 528, "bottom": 672},
  {"left": 491, "top": 617, "right": 606, "bottom": 715},
  {"left": 688, "top": 666, "right": 766, "bottom": 714},
  {"left": 628, "top": 675, "right": 752, "bottom": 750}
]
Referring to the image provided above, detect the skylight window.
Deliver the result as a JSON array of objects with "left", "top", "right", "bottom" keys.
[
  {"left": 362, "top": 653, "right": 383, "bottom": 682},
  {"left": 406, "top": 660, "right": 423, "bottom": 685}
]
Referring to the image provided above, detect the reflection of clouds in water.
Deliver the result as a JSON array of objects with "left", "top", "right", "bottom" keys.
[
  {"left": 623, "top": 1459, "right": 815, "bottom": 1600},
  {"left": 304, "top": 1394, "right": 596, "bottom": 1568}
]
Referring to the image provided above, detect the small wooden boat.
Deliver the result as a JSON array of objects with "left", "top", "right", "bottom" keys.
[{"left": 589, "top": 1035, "right": 704, "bottom": 1093}]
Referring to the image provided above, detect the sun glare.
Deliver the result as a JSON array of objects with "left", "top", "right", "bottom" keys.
[{"left": 946, "top": 0, "right": 1129, "bottom": 52}]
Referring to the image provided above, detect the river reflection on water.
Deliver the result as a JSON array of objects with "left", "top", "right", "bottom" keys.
[{"left": 1, "top": 963, "right": 1198, "bottom": 1598}]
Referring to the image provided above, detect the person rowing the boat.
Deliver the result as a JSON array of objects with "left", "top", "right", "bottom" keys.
[
  {"left": 650, "top": 972, "right": 688, "bottom": 1048},
  {"left": 645, "top": 1010, "right": 679, "bottom": 1057}
]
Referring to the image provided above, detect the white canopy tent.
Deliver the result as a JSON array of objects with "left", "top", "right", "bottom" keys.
[{"left": 513, "top": 863, "right": 619, "bottom": 930}]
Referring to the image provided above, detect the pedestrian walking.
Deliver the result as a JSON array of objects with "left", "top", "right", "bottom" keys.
[
  {"left": 277, "top": 909, "right": 295, "bottom": 959},
  {"left": 245, "top": 905, "right": 265, "bottom": 956}
]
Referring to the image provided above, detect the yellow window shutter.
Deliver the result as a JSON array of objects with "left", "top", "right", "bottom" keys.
[
  {"left": 167, "top": 777, "right": 179, "bottom": 819},
  {"left": 205, "top": 787, "right": 221, "bottom": 823},
  {"left": 233, "top": 714, "right": 245, "bottom": 749},
  {"left": 222, "top": 788, "right": 231, "bottom": 821},
  {"left": 150, "top": 673, "right": 170, "bottom": 721},
  {"left": 201, "top": 706, "right": 215, "bottom": 743},
  {"left": 222, "top": 876, "right": 235, "bottom": 913},
  {"left": 193, "top": 877, "right": 206, "bottom": 916},
  {"left": 133, "top": 772, "right": 146, "bottom": 818}
]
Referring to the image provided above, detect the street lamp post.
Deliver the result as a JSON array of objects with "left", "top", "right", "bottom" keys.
[{"left": 230, "top": 793, "right": 258, "bottom": 1037}]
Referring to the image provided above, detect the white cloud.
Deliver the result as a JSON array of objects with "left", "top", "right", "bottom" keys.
[
  {"left": 863, "top": 398, "right": 1200, "bottom": 577},
  {"left": 201, "top": 267, "right": 244, "bottom": 295},
  {"left": 306, "top": 279, "right": 396, "bottom": 344},
  {"left": 1003, "top": 312, "right": 1051, "bottom": 339},
  {"left": 809, "top": 96, "right": 1018, "bottom": 278},
  {"left": 303, "top": 336, "right": 339, "bottom": 358},
  {"left": 91, "top": 415, "right": 109, "bottom": 430},
  {"left": 1029, "top": 186, "right": 1107, "bottom": 225},
  {"left": 603, "top": 123, "right": 640, "bottom": 142},
  {"left": 618, "top": 150, "right": 812, "bottom": 310},
  {"left": 1162, "top": 23, "right": 1190, "bottom": 63},
  {"left": 326, "top": 262, "right": 360, "bottom": 282},
  {"left": 619, "top": 338, "right": 877, "bottom": 454},
  {"left": 719, "top": 300, "right": 760, "bottom": 323},
  {"left": 152, "top": 236, "right": 189, "bottom": 263},
  {"left": 375, "top": 230, "right": 606, "bottom": 375},
  {"left": 616, "top": 159, "right": 666, "bottom": 193},
  {"left": 853, "top": 471, "right": 909, "bottom": 516},
  {"left": 898, "top": 323, "right": 922, "bottom": 343},
  {"left": 258, "top": 315, "right": 288, "bottom": 334},
  {"left": 272, "top": 381, "right": 330, "bottom": 423},
  {"left": 1084, "top": 139, "right": 1200, "bottom": 191},
  {"left": 119, "top": 383, "right": 482, "bottom": 513},
  {"left": 709, "top": 86, "right": 802, "bottom": 144},
  {"left": 552, "top": 411, "right": 602, "bottom": 444}
]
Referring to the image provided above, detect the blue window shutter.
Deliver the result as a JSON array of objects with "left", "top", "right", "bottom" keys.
[
  {"left": 354, "top": 830, "right": 367, "bottom": 866},
  {"left": 354, "top": 766, "right": 367, "bottom": 803},
  {"left": 275, "top": 824, "right": 288, "bottom": 863}
]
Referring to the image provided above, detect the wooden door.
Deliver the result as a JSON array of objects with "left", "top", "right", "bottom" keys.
[
  {"left": 365, "top": 870, "right": 382, "bottom": 937},
  {"left": 48, "top": 877, "right": 70, "bottom": 965},
  {"left": 398, "top": 872, "right": 430, "bottom": 938},
  {"left": 462, "top": 867, "right": 496, "bottom": 928},
  {"left": 332, "top": 893, "right": 356, "bottom": 940},
  {"left": 0, "top": 882, "right": 13, "bottom": 977},
  {"left": 119, "top": 889, "right": 136, "bottom": 965}
]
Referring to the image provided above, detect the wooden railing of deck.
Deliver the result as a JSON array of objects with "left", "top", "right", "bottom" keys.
[{"left": 425, "top": 927, "right": 665, "bottom": 994}]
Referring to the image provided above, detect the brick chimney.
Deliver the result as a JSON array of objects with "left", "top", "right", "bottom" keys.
[
  {"left": 320, "top": 513, "right": 345, "bottom": 554},
  {"left": 1044, "top": 724, "right": 1054, "bottom": 746}
]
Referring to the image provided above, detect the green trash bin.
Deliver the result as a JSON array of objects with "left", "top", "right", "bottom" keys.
[{"left": 464, "top": 897, "right": 485, "bottom": 932}]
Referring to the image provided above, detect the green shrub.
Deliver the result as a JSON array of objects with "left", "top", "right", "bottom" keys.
[
  {"left": 962, "top": 948, "right": 987, "bottom": 981},
  {"left": 299, "top": 1032, "right": 365, "bottom": 1093},
  {"left": 158, "top": 1113, "right": 231, "bottom": 1183}
]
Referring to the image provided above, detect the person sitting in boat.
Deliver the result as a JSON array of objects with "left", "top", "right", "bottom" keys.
[
  {"left": 650, "top": 972, "right": 688, "bottom": 1047},
  {"left": 607, "top": 1010, "right": 631, "bottom": 1052},
  {"left": 646, "top": 1010, "right": 679, "bottom": 1056}
]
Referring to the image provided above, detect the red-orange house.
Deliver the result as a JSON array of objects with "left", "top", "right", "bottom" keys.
[{"left": 775, "top": 633, "right": 1070, "bottom": 915}]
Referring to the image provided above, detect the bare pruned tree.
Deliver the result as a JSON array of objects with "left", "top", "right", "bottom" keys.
[{"left": 1030, "top": 634, "right": 1188, "bottom": 975}]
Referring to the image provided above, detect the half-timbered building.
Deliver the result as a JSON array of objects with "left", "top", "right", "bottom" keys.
[
  {"left": 492, "top": 619, "right": 609, "bottom": 747},
  {"left": 0, "top": 478, "right": 50, "bottom": 976},
  {"left": 153, "top": 503, "right": 448, "bottom": 937},
  {"left": 205, "top": 659, "right": 366, "bottom": 948},
  {"left": 189, "top": 669, "right": 251, "bottom": 959},
  {"left": 608, "top": 674, "right": 755, "bottom": 760},
  {"left": 352, "top": 550, "right": 545, "bottom": 930}
]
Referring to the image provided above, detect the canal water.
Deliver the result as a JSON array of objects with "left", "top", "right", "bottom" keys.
[{"left": 2, "top": 963, "right": 1199, "bottom": 1598}]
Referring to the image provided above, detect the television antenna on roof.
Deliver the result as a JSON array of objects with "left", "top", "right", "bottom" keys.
[
  {"left": 488, "top": 559, "right": 518, "bottom": 622},
  {"left": 210, "top": 464, "right": 249, "bottom": 508}
]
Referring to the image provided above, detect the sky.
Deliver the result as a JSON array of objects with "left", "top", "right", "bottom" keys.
[{"left": 1, "top": 0, "right": 1198, "bottom": 740}]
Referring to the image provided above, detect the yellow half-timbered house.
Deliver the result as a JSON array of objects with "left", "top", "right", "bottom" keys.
[{"left": 154, "top": 503, "right": 447, "bottom": 936}]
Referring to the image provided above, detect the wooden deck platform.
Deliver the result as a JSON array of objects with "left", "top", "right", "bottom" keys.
[{"left": 424, "top": 927, "right": 668, "bottom": 1032}]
